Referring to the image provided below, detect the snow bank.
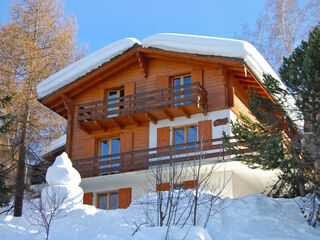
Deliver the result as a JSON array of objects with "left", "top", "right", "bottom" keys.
[
  {"left": 134, "top": 226, "right": 212, "bottom": 240},
  {"left": 1, "top": 193, "right": 319, "bottom": 240}
]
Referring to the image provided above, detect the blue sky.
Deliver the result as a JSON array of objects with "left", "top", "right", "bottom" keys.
[{"left": 0, "top": 0, "right": 265, "bottom": 53}]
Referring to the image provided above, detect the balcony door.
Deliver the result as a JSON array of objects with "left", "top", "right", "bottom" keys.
[
  {"left": 105, "top": 88, "right": 124, "bottom": 118},
  {"left": 100, "top": 137, "right": 120, "bottom": 175},
  {"left": 173, "top": 75, "right": 191, "bottom": 106}
]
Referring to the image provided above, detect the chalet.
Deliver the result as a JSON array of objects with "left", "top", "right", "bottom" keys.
[{"left": 35, "top": 33, "right": 289, "bottom": 210}]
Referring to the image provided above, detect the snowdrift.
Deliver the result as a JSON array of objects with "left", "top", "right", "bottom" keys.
[{"left": 0, "top": 193, "right": 319, "bottom": 240}]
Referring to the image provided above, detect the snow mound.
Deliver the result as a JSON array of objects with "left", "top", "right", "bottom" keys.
[
  {"left": 134, "top": 226, "right": 212, "bottom": 240},
  {"left": 1, "top": 193, "right": 319, "bottom": 240}
]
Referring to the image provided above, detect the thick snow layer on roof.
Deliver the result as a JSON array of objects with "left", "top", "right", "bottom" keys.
[
  {"left": 142, "top": 33, "right": 302, "bottom": 129},
  {"left": 36, "top": 38, "right": 140, "bottom": 99},
  {"left": 36, "top": 33, "right": 302, "bottom": 129},
  {"left": 41, "top": 134, "right": 66, "bottom": 156}
]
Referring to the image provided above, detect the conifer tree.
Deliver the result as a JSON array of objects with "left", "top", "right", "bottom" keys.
[
  {"left": 224, "top": 26, "right": 320, "bottom": 198},
  {"left": 0, "top": 92, "right": 15, "bottom": 206}
]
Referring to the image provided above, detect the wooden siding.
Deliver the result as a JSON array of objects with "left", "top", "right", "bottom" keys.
[{"left": 66, "top": 56, "right": 254, "bottom": 175}]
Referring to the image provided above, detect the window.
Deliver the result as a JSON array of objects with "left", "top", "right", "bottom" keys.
[
  {"left": 173, "top": 184, "right": 185, "bottom": 191},
  {"left": 99, "top": 137, "right": 120, "bottom": 175},
  {"left": 97, "top": 192, "right": 118, "bottom": 210},
  {"left": 173, "top": 125, "right": 197, "bottom": 150},
  {"left": 173, "top": 75, "right": 191, "bottom": 106},
  {"left": 105, "top": 88, "right": 124, "bottom": 117}
]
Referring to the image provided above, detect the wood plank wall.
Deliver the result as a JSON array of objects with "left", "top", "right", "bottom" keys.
[{"left": 68, "top": 57, "right": 253, "bottom": 175}]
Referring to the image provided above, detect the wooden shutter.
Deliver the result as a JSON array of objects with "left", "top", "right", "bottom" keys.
[
  {"left": 198, "top": 120, "right": 212, "bottom": 146},
  {"left": 157, "top": 75, "right": 169, "bottom": 89},
  {"left": 124, "top": 82, "right": 135, "bottom": 96},
  {"left": 191, "top": 69, "right": 203, "bottom": 85},
  {"left": 156, "top": 183, "right": 170, "bottom": 191},
  {"left": 82, "top": 138, "right": 96, "bottom": 177},
  {"left": 83, "top": 192, "right": 93, "bottom": 205},
  {"left": 184, "top": 180, "right": 197, "bottom": 190},
  {"left": 124, "top": 83, "right": 135, "bottom": 113},
  {"left": 157, "top": 127, "right": 170, "bottom": 152},
  {"left": 120, "top": 132, "right": 133, "bottom": 172},
  {"left": 118, "top": 188, "right": 132, "bottom": 209}
]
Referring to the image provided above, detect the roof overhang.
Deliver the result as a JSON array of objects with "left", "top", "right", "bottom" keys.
[{"left": 36, "top": 33, "right": 302, "bottom": 130}]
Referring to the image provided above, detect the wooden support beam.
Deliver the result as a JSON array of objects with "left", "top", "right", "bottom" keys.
[
  {"left": 180, "top": 106, "right": 191, "bottom": 119},
  {"left": 145, "top": 112, "right": 157, "bottom": 124},
  {"left": 163, "top": 109, "right": 173, "bottom": 121},
  {"left": 128, "top": 115, "right": 140, "bottom": 126},
  {"left": 111, "top": 118, "right": 124, "bottom": 129},
  {"left": 94, "top": 120, "right": 108, "bottom": 131},
  {"left": 61, "top": 95, "right": 75, "bottom": 158},
  {"left": 61, "top": 94, "right": 74, "bottom": 111},
  {"left": 136, "top": 51, "right": 148, "bottom": 78}
]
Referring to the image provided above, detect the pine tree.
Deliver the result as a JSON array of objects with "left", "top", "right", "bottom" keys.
[
  {"left": 0, "top": 92, "right": 15, "bottom": 207},
  {"left": 224, "top": 26, "right": 320, "bottom": 198},
  {"left": 0, "top": 0, "right": 85, "bottom": 216}
]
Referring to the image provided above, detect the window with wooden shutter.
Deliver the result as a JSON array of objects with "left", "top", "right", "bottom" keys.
[
  {"left": 99, "top": 137, "right": 120, "bottom": 175},
  {"left": 97, "top": 191, "right": 119, "bottom": 210},
  {"left": 198, "top": 120, "right": 212, "bottom": 146},
  {"left": 118, "top": 188, "right": 132, "bottom": 209},
  {"left": 173, "top": 75, "right": 192, "bottom": 106},
  {"left": 104, "top": 88, "right": 124, "bottom": 117},
  {"left": 173, "top": 124, "right": 197, "bottom": 150}
]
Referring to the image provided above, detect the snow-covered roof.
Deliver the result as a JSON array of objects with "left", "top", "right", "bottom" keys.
[
  {"left": 42, "top": 134, "right": 66, "bottom": 157},
  {"left": 36, "top": 33, "right": 302, "bottom": 129},
  {"left": 37, "top": 38, "right": 141, "bottom": 100}
]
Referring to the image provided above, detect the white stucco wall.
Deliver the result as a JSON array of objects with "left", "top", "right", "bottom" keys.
[
  {"left": 149, "top": 109, "right": 234, "bottom": 149},
  {"left": 80, "top": 160, "right": 279, "bottom": 206}
]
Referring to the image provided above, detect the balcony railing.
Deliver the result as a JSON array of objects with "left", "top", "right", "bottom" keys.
[
  {"left": 73, "top": 137, "right": 252, "bottom": 176},
  {"left": 30, "top": 137, "right": 252, "bottom": 184},
  {"left": 77, "top": 82, "right": 207, "bottom": 124}
]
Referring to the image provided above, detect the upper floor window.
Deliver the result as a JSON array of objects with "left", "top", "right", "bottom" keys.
[
  {"left": 99, "top": 137, "right": 120, "bottom": 175},
  {"left": 97, "top": 191, "right": 118, "bottom": 210},
  {"left": 105, "top": 88, "right": 124, "bottom": 117},
  {"left": 173, "top": 75, "right": 191, "bottom": 106},
  {"left": 174, "top": 125, "right": 197, "bottom": 150}
]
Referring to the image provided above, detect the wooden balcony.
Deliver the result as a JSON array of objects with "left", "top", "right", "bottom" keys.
[
  {"left": 72, "top": 137, "right": 251, "bottom": 177},
  {"left": 77, "top": 83, "right": 207, "bottom": 132},
  {"left": 30, "top": 137, "right": 252, "bottom": 184}
]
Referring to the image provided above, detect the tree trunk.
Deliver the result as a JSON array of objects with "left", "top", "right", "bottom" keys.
[{"left": 13, "top": 105, "right": 29, "bottom": 217}]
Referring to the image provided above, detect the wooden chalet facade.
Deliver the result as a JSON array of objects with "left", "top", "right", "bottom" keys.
[{"left": 36, "top": 34, "right": 280, "bottom": 210}]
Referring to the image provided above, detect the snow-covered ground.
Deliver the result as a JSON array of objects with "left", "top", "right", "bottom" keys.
[{"left": 0, "top": 193, "right": 319, "bottom": 240}]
